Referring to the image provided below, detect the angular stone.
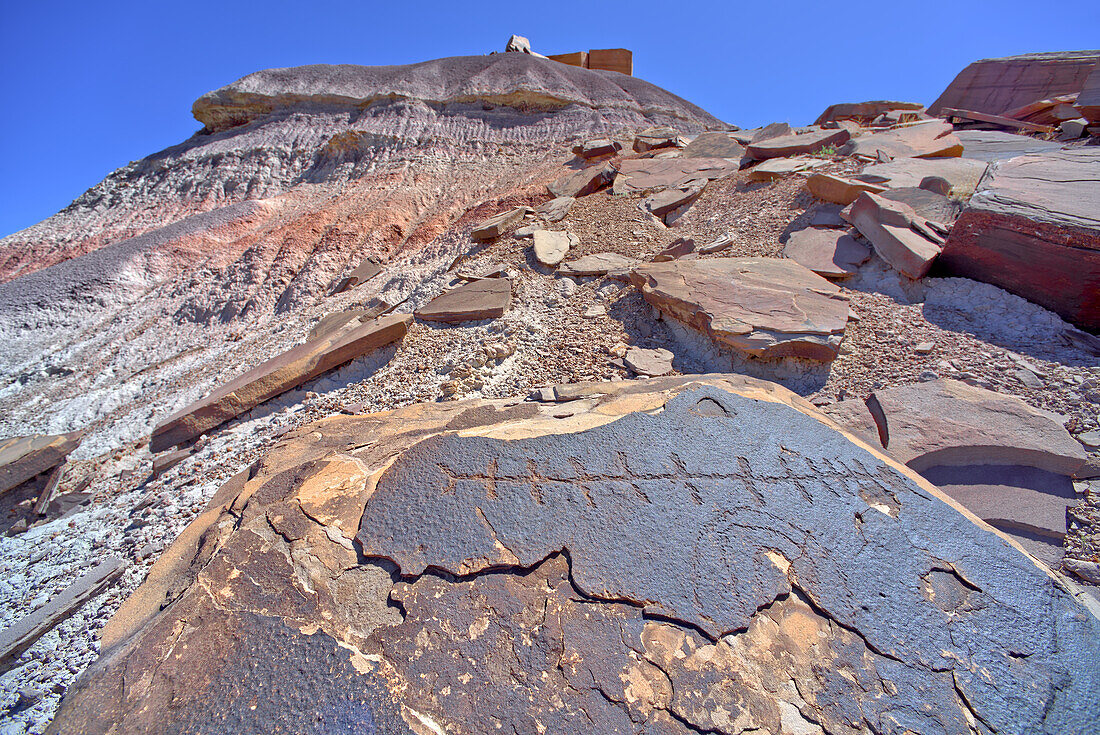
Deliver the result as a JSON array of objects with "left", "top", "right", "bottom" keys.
[
  {"left": 929, "top": 50, "right": 1100, "bottom": 117},
  {"left": 623, "top": 347, "right": 674, "bottom": 376},
  {"left": 613, "top": 157, "right": 739, "bottom": 194},
  {"left": 416, "top": 278, "right": 511, "bottom": 324},
  {"left": 331, "top": 256, "right": 382, "bottom": 294},
  {"left": 846, "top": 192, "right": 946, "bottom": 278},
  {"left": 547, "top": 163, "right": 616, "bottom": 198},
  {"left": 748, "top": 156, "right": 826, "bottom": 182},
  {"left": 572, "top": 139, "right": 622, "bottom": 159},
  {"left": 844, "top": 121, "right": 963, "bottom": 160},
  {"left": 629, "top": 257, "right": 850, "bottom": 360},
  {"left": 504, "top": 34, "right": 531, "bottom": 53},
  {"left": 878, "top": 187, "right": 962, "bottom": 225},
  {"left": 942, "top": 107, "right": 1056, "bottom": 134},
  {"left": 152, "top": 448, "right": 191, "bottom": 479},
  {"left": 939, "top": 148, "right": 1100, "bottom": 329},
  {"left": 644, "top": 183, "right": 705, "bottom": 224},
  {"left": 745, "top": 127, "right": 851, "bottom": 160},
  {"left": 536, "top": 196, "right": 574, "bottom": 222},
  {"left": 952, "top": 130, "right": 1062, "bottom": 162},
  {"left": 558, "top": 252, "right": 638, "bottom": 277},
  {"left": 471, "top": 206, "right": 526, "bottom": 240},
  {"left": 587, "top": 48, "right": 633, "bottom": 76},
  {"left": 47, "top": 376, "right": 1100, "bottom": 734},
  {"left": 856, "top": 156, "right": 988, "bottom": 195},
  {"left": 1, "top": 557, "right": 124, "bottom": 673},
  {"left": 150, "top": 314, "right": 411, "bottom": 452},
  {"left": 680, "top": 132, "right": 745, "bottom": 159},
  {"left": 652, "top": 237, "right": 696, "bottom": 262},
  {"left": 532, "top": 231, "right": 577, "bottom": 267},
  {"left": 0, "top": 433, "right": 83, "bottom": 496},
  {"left": 783, "top": 228, "right": 871, "bottom": 278},
  {"left": 633, "top": 126, "right": 681, "bottom": 152},
  {"left": 747, "top": 121, "right": 792, "bottom": 143},
  {"left": 806, "top": 173, "right": 886, "bottom": 205},
  {"left": 815, "top": 100, "right": 925, "bottom": 125},
  {"left": 309, "top": 301, "right": 391, "bottom": 341}
]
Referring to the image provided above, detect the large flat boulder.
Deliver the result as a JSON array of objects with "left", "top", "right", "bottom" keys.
[
  {"left": 782, "top": 228, "right": 871, "bottom": 278},
  {"left": 744, "top": 127, "right": 851, "bottom": 160},
  {"left": 748, "top": 156, "right": 826, "bottom": 182},
  {"left": 0, "top": 433, "right": 83, "bottom": 496},
  {"left": 843, "top": 121, "right": 963, "bottom": 159},
  {"left": 558, "top": 252, "right": 638, "bottom": 276},
  {"left": 815, "top": 100, "right": 925, "bottom": 125},
  {"left": 532, "top": 230, "right": 577, "bottom": 267},
  {"left": 415, "top": 277, "right": 512, "bottom": 323},
  {"left": 954, "top": 130, "right": 1063, "bottom": 162},
  {"left": 613, "top": 157, "right": 738, "bottom": 193},
  {"left": 806, "top": 173, "right": 885, "bottom": 205},
  {"left": 855, "top": 156, "right": 988, "bottom": 195},
  {"left": 547, "top": 163, "right": 616, "bottom": 198},
  {"left": 679, "top": 131, "right": 745, "bottom": 159},
  {"left": 150, "top": 314, "right": 412, "bottom": 452},
  {"left": 471, "top": 206, "right": 527, "bottom": 240},
  {"left": 938, "top": 148, "right": 1100, "bottom": 329},
  {"left": 48, "top": 375, "right": 1100, "bottom": 734},
  {"left": 846, "top": 192, "right": 946, "bottom": 278},
  {"left": 629, "top": 257, "right": 850, "bottom": 360},
  {"left": 929, "top": 50, "right": 1100, "bottom": 117}
]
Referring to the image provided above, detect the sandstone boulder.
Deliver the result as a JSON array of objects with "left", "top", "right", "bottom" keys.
[
  {"left": 633, "top": 126, "right": 682, "bottom": 152},
  {"left": 504, "top": 34, "right": 532, "bottom": 53},
  {"left": 679, "top": 131, "right": 745, "bottom": 159},
  {"left": 49, "top": 376, "right": 1100, "bottom": 734},
  {"left": 748, "top": 156, "right": 826, "bottom": 182},
  {"left": 806, "top": 173, "right": 886, "bottom": 205},
  {"left": 929, "top": 50, "right": 1100, "bottom": 117},
  {"left": 150, "top": 314, "right": 412, "bottom": 452},
  {"left": 471, "top": 206, "right": 527, "bottom": 240},
  {"left": 652, "top": 237, "right": 696, "bottom": 262},
  {"left": 331, "top": 256, "right": 382, "bottom": 294},
  {"left": 572, "top": 139, "right": 622, "bottom": 159},
  {"left": 547, "top": 163, "right": 616, "bottom": 198},
  {"left": 558, "top": 252, "right": 638, "bottom": 277},
  {"left": 415, "top": 278, "right": 512, "bottom": 323},
  {"left": 938, "top": 148, "right": 1100, "bottom": 329},
  {"left": 815, "top": 100, "right": 925, "bottom": 125},
  {"left": 623, "top": 346, "right": 674, "bottom": 376},
  {"left": 613, "top": 157, "right": 739, "bottom": 194},
  {"left": 855, "top": 156, "right": 988, "bottom": 195},
  {"left": 629, "top": 258, "right": 850, "bottom": 360},
  {"left": 745, "top": 127, "right": 850, "bottom": 160},
  {"left": 536, "top": 196, "right": 574, "bottom": 222},
  {"left": 843, "top": 121, "right": 963, "bottom": 160},
  {"left": 878, "top": 187, "right": 962, "bottom": 225},
  {"left": 846, "top": 192, "right": 946, "bottom": 278},
  {"left": 532, "top": 230, "right": 578, "bottom": 267},
  {"left": 0, "top": 433, "right": 83, "bottom": 496},
  {"left": 644, "top": 181, "right": 705, "bottom": 221},
  {"left": 782, "top": 228, "right": 871, "bottom": 278}
]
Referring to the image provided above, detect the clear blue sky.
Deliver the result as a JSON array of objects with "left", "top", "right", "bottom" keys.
[{"left": 1, "top": 0, "right": 1097, "bottom": 238}]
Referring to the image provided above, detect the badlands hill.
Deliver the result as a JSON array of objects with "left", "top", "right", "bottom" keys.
[{"left": 1, "top": 43, "right": 1100, "bottom": 734}]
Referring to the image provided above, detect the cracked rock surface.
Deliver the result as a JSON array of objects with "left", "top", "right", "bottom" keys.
[{"left": 47, "top": 375, "right": 1100, "bottom": 734}]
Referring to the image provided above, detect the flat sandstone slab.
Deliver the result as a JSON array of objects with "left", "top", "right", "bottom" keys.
[
  {"left": 782, "top": 228, "right": 870, "bottom": 278},
  {"left": 0, "top": 433, "right": 83, "bottom": 496},
  {"left": 50, "top": 375, "right": 1100, "bottom": 734},
  {"left": 150, "top": 314, "right": 411, "bottom": 452},
  {"left": 415, "top": 277, "right": 512, "bottom": 323},
  {"left": 629, "top": 257, "right": 851, "bottom": 360}
]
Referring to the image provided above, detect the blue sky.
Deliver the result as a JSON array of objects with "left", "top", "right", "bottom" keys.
[{"left": 1, "top": 0, "right": 1097, "bottom": 238}]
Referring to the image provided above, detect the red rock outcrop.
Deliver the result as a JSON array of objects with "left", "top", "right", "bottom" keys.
[{"left": 929, "top": 50, "right": 1100, "bottom": 117}]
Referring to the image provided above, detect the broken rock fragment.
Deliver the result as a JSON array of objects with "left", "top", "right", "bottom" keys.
[
  {"left": 623, "top": 346, "right": 674, "bottom": 376},
  {"left": 558, "top": 252, "right": 638, "bottom": 277},
  {"left": 629, "top": 257, "right": 850, "bottom": 360},
  {"left": 815, "top": 100, "right": 925, "bottom": 125},
  {"left": 846, "top": 192, "right": 946, "bottom": 278},
  {"left": 547, "top": 163, "right": 616, "bottom": 198},
  {"left": 806, "top": 173, "right": 886, "bottom": 205},
  {"left": 679, "top": 131, "right": 745, "bottom": 159},
  {"left": 536, "top": 196, "right": 574, "bottom": 222},
  {"left": 855, "top": 156, "right": 988, "bottom": 194},
  {"left": 745, "top": 127, "right": 851, "bottom": 161},
  {"left": 782, "top": 228, "right": 870, "bottom": 278},
  {"left": 471, "top": 206, "right": 527, "bottom": 240},
  {"left": 330, "top": 256, "right": 382, "bottom": 294},
  {"left": 572, "top": 138, "right": 622, "bottom": 159},
  {"left": 0, "top": 433, "right": 83, "bottom": 496},
  {"left": 612, "top": 157, "right": 738, "bottom": 194},
  {"left": 843, "top": 120, "right": 963, "bottom": 159},
  {"left": 632, "top": 126, "right": 682, "bottom": 152},
  {"left": 415, "top": 277, "right": 512, "bottom": 323},
  {"left": 748, "top": 156, "right": 826, "bottom": 182},
  {"left": 151, "top": 314, "right": 412, "bottom": 452},
  {"left": 532, "top": 230, "right": 578, "bottom": 267}
]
